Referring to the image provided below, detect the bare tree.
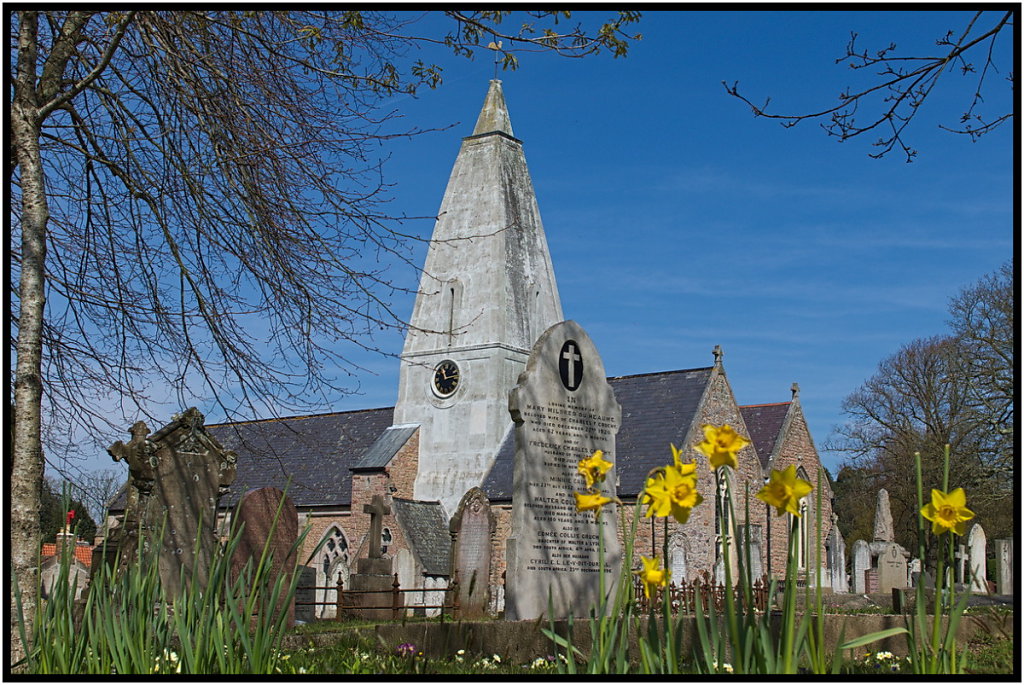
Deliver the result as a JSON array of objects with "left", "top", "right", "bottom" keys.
[
  {"left": 724, "top": 10, "right": 1014, "bottom": 161},
  {"left": 9, "top": 9, "right": 641, "bottom": 663},
  {"left": 947, "top": 261, "right": 1014, "bottom": 478}
]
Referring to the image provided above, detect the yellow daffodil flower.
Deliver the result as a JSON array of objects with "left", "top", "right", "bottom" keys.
[
  {"left": 643, "top": 463, "right": 703, "bottom": 524},
  {"left": 578, "top": 450, "right": 613, "bottom": 489},
  {"left": 695, "top": 424, "right": 750, "bottom": 471},
  {"left": 634, "top": 556, "right": 671, "bottom": 598},
  {"left": 757, "top": 464, "right": 813, "bottom": 517},
  {"left": 920, "top": 487, "right": 975, "bottom": 536},
  {"left": 670, "top": 443, "right": 698, "bottom": 477},
  {"left": 574, "top": 491, "right": 612, "bottom": 517}
]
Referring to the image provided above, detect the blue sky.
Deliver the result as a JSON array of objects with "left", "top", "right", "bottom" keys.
[{"left": 72, "top": 10, "right": 1013, "bottom": 478}]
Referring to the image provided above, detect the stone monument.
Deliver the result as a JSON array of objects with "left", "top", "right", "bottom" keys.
[
  {"left": 450, "top": 487, "right": 495, "bottom": 619},
  {"left": 851, "top": 539, "right": 870, "bottom": 594},
  {"left": 345, "top": 494, "right": 397, "bottom": 619},
  {"left": 230, "top": 487, "right": 299, "bottom": 627},
  {"left": 966, "top": 523, "right": 988, "bottom": 593},
  {"left": 294, "top": 566, "right": 317, "bottom": 623},
  {"left": 107, "top": 408, "right": 237, "bottom": 598},
  {"left": 505, "top": 320, "right": 622, "bottom": 621},
  {"left": 872, "top": 488, "right": 894, "bottom": 543},
  {"left": 875, "top": 541, "right": 909, "bottom": 593},
  {"left": 994, "top": 539, "right": 1012, "bottom": 595},
  {"left": 826, "top": 521, "right": 848, "bottom": 593}
]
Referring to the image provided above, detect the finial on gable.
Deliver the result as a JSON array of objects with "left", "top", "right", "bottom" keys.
[
  {"left": 791, "top": 382, "right": 800, "bottom": 400},
  {"left": 712, "top": 344, "right": 723, "bottom": 367}
]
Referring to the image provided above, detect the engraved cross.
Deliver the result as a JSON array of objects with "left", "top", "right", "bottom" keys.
[{"left": 562, "top": 344, "right": 581, "bottom": 387}]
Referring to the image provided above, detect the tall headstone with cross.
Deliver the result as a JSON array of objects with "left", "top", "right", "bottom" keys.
[
  {"left": 504, "top": 320, "right": 622, "bottom": 621},
  {"left": 345, "top": 494, "right": 397, "bottom": 619},
  {"left": 107, "top": 408, "right": 237, "bottom": 598}
]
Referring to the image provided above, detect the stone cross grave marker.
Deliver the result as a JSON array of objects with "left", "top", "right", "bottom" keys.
[
  {"left": 346, "top": 494, "right": 395, "bottom": 619},
  {"left": 872, "top": 488, "right": 894, "bottom": 542},
  {"left": 966, "top": 523, "right": 988, "bottom": 593},
  {"left": 230, "top": 487, "right": 299, "bottom": 627},
  {"left": 108, "top": 408, "right": 236, "bottom": 598},
  {"left": 364, "top": 494, "right": 390, "bottom": 559},
  {"left": 851, "top": 539, "right": 870, "bottom": 594},
  {"left": 505, "top": 320, "right": 622, "bottom": 621},
  {"left": 994, "top": 539, "right": 1012, "bottom": 595},
  {"left": 955, "top": 544, "right": 968, "bottom": 585}
]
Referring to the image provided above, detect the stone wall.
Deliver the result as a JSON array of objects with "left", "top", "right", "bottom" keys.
[{"left": 762, "top": 403, "right": 834, "bottom": 583}]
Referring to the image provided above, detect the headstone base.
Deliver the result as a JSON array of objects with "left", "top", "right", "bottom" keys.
[{"left": 346, "top": 559, "right": 398, "bottom": 619}]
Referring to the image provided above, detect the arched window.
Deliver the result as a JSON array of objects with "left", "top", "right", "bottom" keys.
[{"left": 314, "top": 525, "right": 350, "bottom": 618}]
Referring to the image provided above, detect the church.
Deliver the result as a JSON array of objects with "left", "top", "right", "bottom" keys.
[{"left": 113, "top": 80, "right": 838, "bottom": 617}]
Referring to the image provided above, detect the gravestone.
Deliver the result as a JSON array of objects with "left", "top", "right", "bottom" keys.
[
  {"left": 294, "top": 566, "right": 317, "bottom": 623},
  {"left": 966, "top": 523, "right": 988, "bottom": 593},
  {"left": 230, "top": 487, "right": 299, "bottom": 627},
  {"left": 851, "top": 539, "right": 870, "bottom": 594},
  {"left": 505, "top": 320, "right": 622, "bottom": 621},
  {"left": 955, "top": 543, "right": 968, "bottom": 585},
  {"left": 108, "top": 408, "right": 237, "bottom": 598},
  {"left": 994, "top": 539, "right": 1012, "bottom": 595},
  {"left": 872, "top": 488, "right": 894, "bottom": 542},
  {"left": 345, "top": 494, "right": 396, "bottom": 619},
  {"left": 908, "top": 558, "right": 921, "bottom": 588},
  {"left": 875, "top": 541, "right": 908, "bottom": 593},
  {"left": 450, "top": 488, "right": 495, "bottom": 619},
  {"left": 826, "top": 523, "right": 848, "bottom": 593},
  {"left": 737, "top": 524, "right": 763, "bottom": 582}
]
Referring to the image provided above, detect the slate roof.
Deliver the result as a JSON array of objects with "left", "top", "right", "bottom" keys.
[
  {"left": 738, "top": 402, "right": 791, "bottom": 470},
  {"left": 391, "top": 498, "right": 452, "bottom": 576},
  {"left": 212, "top": 408, "right": 394, "bottom": 508},
  {"left": 481, "top": 367, "right": 714, "bottom": 501},
  {"left": 352, "top": 424, "right": 419, "bottom": 471}
]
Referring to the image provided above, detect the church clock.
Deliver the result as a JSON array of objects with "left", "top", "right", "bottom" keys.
[{"left": 431, "top": 360, "right": 461, "bottom": 398}]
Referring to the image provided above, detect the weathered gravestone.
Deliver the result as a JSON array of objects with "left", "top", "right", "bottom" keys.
[
  {"left": 826, "top": 522, "right": 848, "bottom": 593},
  {"left": 966, "top": 523, "right": 988, "bottom": 593},
  {"left": 955, "top": 543, "right": 968, "bottom": 585},
  {"left": 994, "top": 539, "right": 1012, "bottom": 595},
  {"left": 230, "top": 487, "right": 299, "bottom": 627},
  {"left": 505, "top": 320, "right": 622, "bottom": 621},
  {"left": 107, "top": 408, "right": 237, "bottom": 598},
  {"left": 851, "top": 539, "right": 870, "bottom": 594},
  {"left": 294, "top": 566, "right": 317, "bottom": 623},
  {"left": 450, "top": 487, "right": 495, "bottom": 619},
  {"left": 345, "top": 494, "right": 396, "bottom": 619},
  {"left": 875, "top": 541, "right": 909, "bottom": 593}
]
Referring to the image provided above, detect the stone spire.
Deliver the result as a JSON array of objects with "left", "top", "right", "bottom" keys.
[
  {"left": 394, "top": 81, "right": 564, "bottom": 515},
  {"left": 472, "top": 79, "right": 514, "bottom": 137}
]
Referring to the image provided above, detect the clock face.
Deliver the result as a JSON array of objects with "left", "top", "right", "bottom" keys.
[{"left": 432, "top": 360, "right": 460, "bottom": 397}]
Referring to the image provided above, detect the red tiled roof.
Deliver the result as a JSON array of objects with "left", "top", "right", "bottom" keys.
[{"left": 41, "top": 542, "right": 94, "bottom": 567}]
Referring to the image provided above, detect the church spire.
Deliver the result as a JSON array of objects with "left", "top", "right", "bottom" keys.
[{"left": 472, "top": 79, "right": 514, "bottom": 137}]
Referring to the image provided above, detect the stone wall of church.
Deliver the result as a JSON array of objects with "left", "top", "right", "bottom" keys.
[
  {"left": 384, "top": 429, "right": 420, "bottom": 500},
  {"left": 763, "top": 404, "right": 833, "bottom": 583}
]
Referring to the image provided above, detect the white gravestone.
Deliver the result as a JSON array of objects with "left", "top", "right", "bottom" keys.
[
  {"left": 826, "top": 524, "right": 848, "bottom": 593},
  {"left": 504, "top": 320, "right": 622, "bottom": 621},
  {"left": 875, "top": 541, "right": 908, "bottom": 593},
  {"left": 994, "top": 539, "right": 1012, "bottom": 595},
  {"left": 851, "top": 539, "right": 870, "bottom": 594},
  {"left": 966, "top": 523, "right": 988, "bottom": 593}
]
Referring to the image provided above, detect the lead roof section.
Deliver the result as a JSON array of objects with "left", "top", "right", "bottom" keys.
[
  {"left": 391, "top": 498, "right": 452, "bottom": 576},
  {"left": 351, "top": 424, "right": 419, "bottom": 471},
  {"left": 738, "top": 402, "right": 791, "bottom": 471},
  {"left": 481, "top": 367, "right": 714, "bottom": 501}
]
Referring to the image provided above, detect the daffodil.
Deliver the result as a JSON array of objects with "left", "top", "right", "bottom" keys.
[
  {"left": 694, "top": 424, "right": 750, "bottom": 470},
  {"left": 574, "top": 491, "right": 612, "bottom": 517},
  {"left": 920, "top": 487, "right": 975, "bottom": 536},
  {"left": 578, "top": 450, "right": 613, "bottom": 489},
  {"left": 634, "top": 556, "right": 671, "bottom": 598},
  {"left": 670, "top": 443, "right": 698, "bottom": 476},
  {"left": 643, "top": 463, "right": 703, "bottom": 523},
  {"left": 757, "top": 464, "right": 813, "bottom": 517}
]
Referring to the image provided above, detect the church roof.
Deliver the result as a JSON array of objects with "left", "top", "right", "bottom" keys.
[
  {"left": 211, "top": 408, "right": 394, "bottom": 508},
  {"left": 481, "top": 367, "right": 714, "bottom": 501},
  {"left": 391, "top": 498, "right": 452, "bottom": 576},
  {"left": 738, "top": 402, "right": 791, "bottom": 470}
]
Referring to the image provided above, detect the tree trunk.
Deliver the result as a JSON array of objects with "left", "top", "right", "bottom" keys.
[{"left": 10, "top": 11, "right": 47, "bottom": 667}]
